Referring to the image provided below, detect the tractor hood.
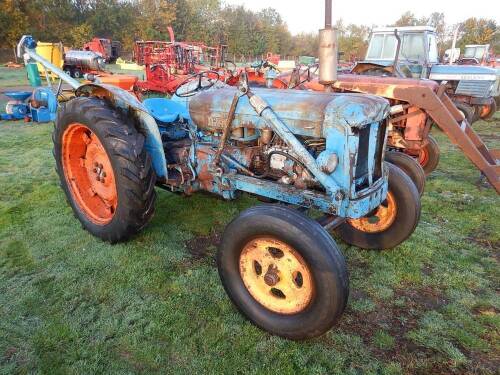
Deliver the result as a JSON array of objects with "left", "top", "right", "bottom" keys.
[
  {"left": 356, "top": 60, "right": 393, "bottom": 67},
  {"left": 188, "top": 88, "right": 390, "bottom": 138},
  {"left": 429, "top": 64, "right": 497, "bottom": 81}
]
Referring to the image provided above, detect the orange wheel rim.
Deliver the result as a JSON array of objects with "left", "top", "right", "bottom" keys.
[
  {"left": 347, "top": 192, "right": 397, "bottom": 233},
  {"left": 418, "top": 147, "right": 429, "bottom": 167},
  {"left": 480, "top": 105, "right": 490, "bottom": 117},
  {"left": 62, "top": 123, "right": 117, "bottom": 225},
  {"left": 239, "top": 237, "right": 314, "bottom": 314}
]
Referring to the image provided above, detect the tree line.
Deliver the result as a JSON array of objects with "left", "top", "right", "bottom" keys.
[{"left": 0, "top": 0, "right": 498, "bottom": 61}]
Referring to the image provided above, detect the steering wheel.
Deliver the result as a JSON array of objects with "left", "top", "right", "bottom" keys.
[
  {"left": 174, "top": 71, "right": 221, "bottom": 97},
  {"left": 289, "top": 63, "right": 319, "bottom": 88}
]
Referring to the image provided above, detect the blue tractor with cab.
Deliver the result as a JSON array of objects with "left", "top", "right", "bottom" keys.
[{"left": 352, "top": 26, "right": 498, "bottom": 123}]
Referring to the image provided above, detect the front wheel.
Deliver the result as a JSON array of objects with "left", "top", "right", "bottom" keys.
[
  {"left": 416, "top": 135, "right": 440, "bottom": 175},
  {"left": 54, "top": 97, "right": 156, "bottom": 243},
  {"left": 335, "top": 163, "right": 421, "bottom": 250},
  {"left": 217, "top": 205, "right": 349, "bottom": 340}
]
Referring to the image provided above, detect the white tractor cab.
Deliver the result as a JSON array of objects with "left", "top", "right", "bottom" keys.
[
  {"left": 352, "top": 26, "right": 498, "bottom": 122},
  {"left": 459, "top": 44, "right": 495, "bottom": 67}
]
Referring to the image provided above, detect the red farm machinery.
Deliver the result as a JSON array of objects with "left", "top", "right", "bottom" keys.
[
  {"left": 133, "top": 28, "right": 230, "bottom": 95},
  {"left": 84, "top": 37, "right": 121, "bottom": 63}
]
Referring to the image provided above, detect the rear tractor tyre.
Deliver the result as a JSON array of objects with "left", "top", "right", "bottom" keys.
[
  {"left": 53, "top": 96, "right": 156, "bottom": 243},
  {"left": 335, "top": 163, "right": 421, "bottom": 250},
  {"left": 217, "top": 205, "right": 349, "bottom": 340},
  {"left": 385, "top": 151, "right": 426, "bottom": 196},
  {"left": 416, "top": 135, "right": 440, "bottom": 175}
]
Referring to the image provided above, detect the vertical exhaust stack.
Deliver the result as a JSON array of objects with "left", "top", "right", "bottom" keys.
[{"left": 319, "top": 0, "right": 338, "bottom": 91}]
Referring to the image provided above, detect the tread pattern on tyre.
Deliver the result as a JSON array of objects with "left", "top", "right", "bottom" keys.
[{"left": 53, "top": 96, "right": 156, "bottom": 243}]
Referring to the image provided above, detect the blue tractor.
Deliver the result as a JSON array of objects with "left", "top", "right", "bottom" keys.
[
  {"left": 352, "top": 26, "right": 498, "bottom": 122},
  {"left": 17, "top": 8, "right": 421, "bottom": 339}
]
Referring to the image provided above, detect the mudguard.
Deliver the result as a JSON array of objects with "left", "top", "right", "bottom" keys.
[{"left": 75, "top": 83, "right": 168, "bottom": 179}]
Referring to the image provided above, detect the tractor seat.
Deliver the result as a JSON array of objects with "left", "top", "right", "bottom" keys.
[{"left": 143, "top": 98, "right": 190, "bottom": 123}]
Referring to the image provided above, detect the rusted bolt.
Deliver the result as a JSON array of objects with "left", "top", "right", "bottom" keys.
[{"left": 264, "top": 265, "right": 280, "bottom": 286}]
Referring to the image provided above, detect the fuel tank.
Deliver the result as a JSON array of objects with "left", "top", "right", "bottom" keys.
[
  {"left": 64, "top": 50, "right": 105, "bottom": 71},
  {"left": 188, "top": 88, "right": 389, "bottom": 138}
]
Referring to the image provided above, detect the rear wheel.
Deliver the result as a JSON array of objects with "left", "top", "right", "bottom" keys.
[
  {"left": 335, "top": 163, "right": 421, "bottom": 250},
  {"left": 217, "top": 205, "right": 349, "bottom": 340},
  {"left": 53, "top": 96, "right": 156, "bottom": 243},
  {"left": 385, "top": 151, "right": 425, "bottom": 196},
  {"left": 73, "top": 69, "right": 83, "bottom": 79}
]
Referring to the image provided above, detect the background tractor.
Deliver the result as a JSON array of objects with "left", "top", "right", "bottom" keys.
[{"left": 352, "top": 26, "right": 499, "bottom": 123}]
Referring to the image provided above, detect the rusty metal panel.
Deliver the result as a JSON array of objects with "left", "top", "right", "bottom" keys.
[{"left": 188, "top": 87, "right": 389, "bottom": 138}]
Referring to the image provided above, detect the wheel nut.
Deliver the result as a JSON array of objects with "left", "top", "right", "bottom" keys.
[
  {"left": 264, "top": 265, "right": 280, "bottom": 286},
  {"left": 102, "top": 172, "right": 107, "bottom": 177},
  {"left": 94, "top": 162, "right": 99, "bottom": 167},
  {"left": 93, "top": 168, "right": 97, "bottom": 173}
]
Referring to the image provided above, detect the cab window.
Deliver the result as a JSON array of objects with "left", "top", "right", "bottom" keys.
[
  {"left": 366, "top": 34, "right": 397, "bottom": 60},
  {"left": 427, "top": 34, "right": 439, "bottom": 63},
  {"left": 401, "top": 34, "right": 425, "bottom": 61}
]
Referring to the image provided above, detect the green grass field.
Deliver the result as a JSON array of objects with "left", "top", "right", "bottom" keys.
[{"left": 0, "top": 69, "right": 499, "bottom": 374}]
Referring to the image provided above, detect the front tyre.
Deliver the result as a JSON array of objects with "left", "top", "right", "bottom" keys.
[
  {"left": 385, "top": 151, "right": 425, "bottom": 196},
  {"left": 53, "top": 97, "right": 156, "bottom": 243},
  {"left": 217, "top": 205, "right": 349, "bottom": 340},
  {"left": 335, "top": 163, "right": 421, "bottom": 250}
]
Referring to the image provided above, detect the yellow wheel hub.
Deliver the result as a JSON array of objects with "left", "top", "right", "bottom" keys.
[
  {"left": 347, "top": 192, "right": 397, "bottom": 233},
  {"left": 239, "top": 236, "right": 314, "bottom": 314}
]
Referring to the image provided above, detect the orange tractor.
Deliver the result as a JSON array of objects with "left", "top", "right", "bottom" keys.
[{"left": 254, "top": 64, "right": 499, "bottom": 193}]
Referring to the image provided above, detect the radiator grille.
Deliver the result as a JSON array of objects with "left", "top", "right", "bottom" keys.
[
  {"left": 354, "top": 122, "right": 386, "bottom": 192},
  {"left": 455, "top": 80, "right": 492, "bottom": 98}
]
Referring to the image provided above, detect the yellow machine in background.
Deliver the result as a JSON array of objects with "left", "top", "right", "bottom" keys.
[{"left": 35, "top": 42, "right": 64, "bottom": 76}]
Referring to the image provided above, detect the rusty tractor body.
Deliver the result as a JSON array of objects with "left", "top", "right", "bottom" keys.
[{"left": 18, "top": 7, "right": 424, "bottom": 339}]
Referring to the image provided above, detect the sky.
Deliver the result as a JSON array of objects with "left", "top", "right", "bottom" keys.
[{"left": 223, "top": 0, "right": 500, "bottom": 35}]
